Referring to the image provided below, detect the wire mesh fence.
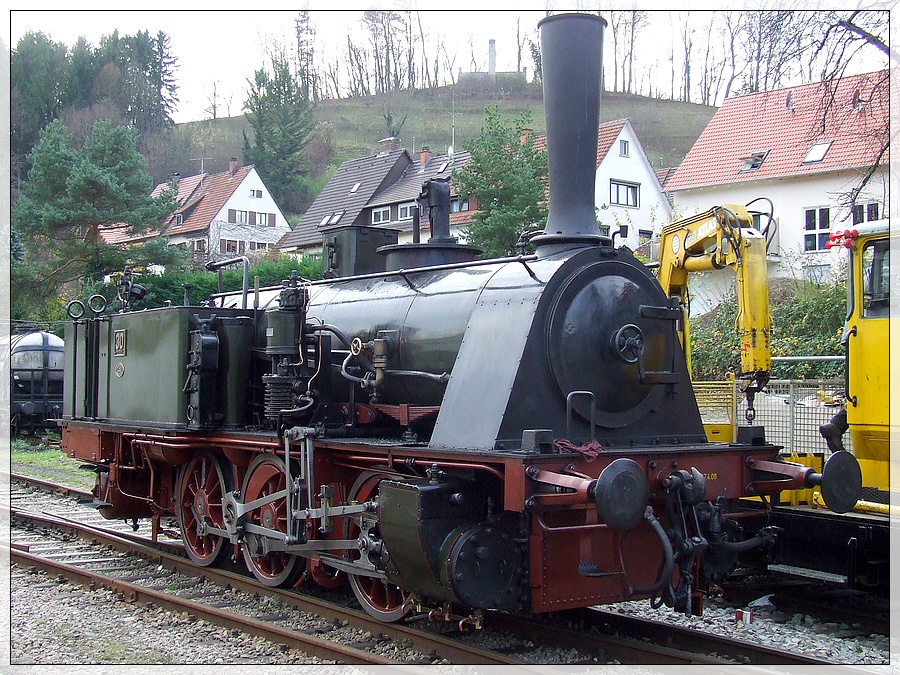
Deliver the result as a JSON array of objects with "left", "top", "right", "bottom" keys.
[{"left": 696, "top": 378, "right": 847, "bottom": 457}]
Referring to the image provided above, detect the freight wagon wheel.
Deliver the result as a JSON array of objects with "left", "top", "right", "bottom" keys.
[
  {"left": 346, "top": 472, "right": 410, "bottom": 622},
  {"left": 177, "top": 452, "right": 233, "bottom": 567},
  {"left": 240, "top": 454, "right": 306, "bottom": 588}
]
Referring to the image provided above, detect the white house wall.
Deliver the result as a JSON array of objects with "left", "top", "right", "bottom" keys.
[
  {"left": 211, "top": 168, "right": 291, "bottom": 254},
  {"left": 594, "top": 125, "right": 673, "bottom": 251},
  {"left": 669, "top": 167, "right": 887, "bottom": 315}
]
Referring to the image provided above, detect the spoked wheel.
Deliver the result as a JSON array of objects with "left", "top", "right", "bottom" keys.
[
  {"left": 240, "top": 453, "right": 306, "bottom": 588},
  {"left": 346, "top": 472, "right": 410, "bottom": 622},
  {"left": 177, "top": 452, "right": 232, "bottom": 567}
]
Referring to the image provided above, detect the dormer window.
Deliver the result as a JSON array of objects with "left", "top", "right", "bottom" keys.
[
  {"left": 350, "top": 182, "right": 361, "bottom": 194},
  {"left": 740, "top": 150, "right": 769, "bottom": 172},
  {"left": 174, "top": 213, "right": 183, "bottom": 226},
  {"left": 803, "top": 141, "right": 832, "bottom": 164},
  {"left": 437, "top": 162, "right": 449, "bottom": 173},
  {"left": 319, "top": 214, "right": 331, "bottom": 226}
]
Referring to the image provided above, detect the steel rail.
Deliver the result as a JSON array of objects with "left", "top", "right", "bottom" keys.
[
  {"left": 7, "top": 500, "right": 521, "bottom": 665},
  {"left": 7, "top": 543, "right": 398, "bottom": 665}
]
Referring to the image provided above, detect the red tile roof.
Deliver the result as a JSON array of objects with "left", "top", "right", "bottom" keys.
[
  {"left": 655, "top": 167, "right": 678, "bottom": 189},
  {"left": 100, "top": 165, "right": 254, "bottom": 244},
  {"left": 666, "top": 70, "right": 889, "bottom": 192}
]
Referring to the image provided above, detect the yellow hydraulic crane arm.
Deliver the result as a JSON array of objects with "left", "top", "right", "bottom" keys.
[{"left": 655, "top": 203, "right": 772, "bottom": 421}]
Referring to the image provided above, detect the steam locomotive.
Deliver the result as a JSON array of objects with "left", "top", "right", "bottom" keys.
[{"left": 59, "top": 13, "right": 861, "bottom": 623}]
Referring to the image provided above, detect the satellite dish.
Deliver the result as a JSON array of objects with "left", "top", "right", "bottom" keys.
[{"left": 448, "top": 145, "right": 454, "bottom": 158}]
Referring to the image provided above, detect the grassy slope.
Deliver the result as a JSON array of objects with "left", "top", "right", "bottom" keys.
[{"left": 174, "top": 85, "right": 715, "bottom": 207}]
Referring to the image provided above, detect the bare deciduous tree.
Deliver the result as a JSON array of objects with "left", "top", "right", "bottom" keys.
[{"left": 808, "top": 10, "right": 892, "bottom": 214}]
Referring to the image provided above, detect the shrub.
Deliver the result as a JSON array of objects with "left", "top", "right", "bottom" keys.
[{"left": 689, "top": 277, "right": 847, "bottom": 381}]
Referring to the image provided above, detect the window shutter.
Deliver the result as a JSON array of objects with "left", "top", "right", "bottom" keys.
[
  {"left": 228, "top": 209, "right": 236, "bottom": 223},
  {"left": 268, "top": 213, "right": 275, "bottom": 227},
  {"left": 220, "top": 239, "right": 226, "bottom": 253},
  {"left": 239, "top": 240, "right": 246, "bottom": 254},
  {"left": 249, "top": 211, "right": 257, "bottom": 226}
]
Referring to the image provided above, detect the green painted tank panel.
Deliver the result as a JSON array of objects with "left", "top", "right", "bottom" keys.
[{"left": 100, "top": 309, "right": 192, "bottom": 424}]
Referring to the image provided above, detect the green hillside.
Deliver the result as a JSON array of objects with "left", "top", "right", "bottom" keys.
[{"left": 160, "top": 84, "right": 715, "bottom": 215}]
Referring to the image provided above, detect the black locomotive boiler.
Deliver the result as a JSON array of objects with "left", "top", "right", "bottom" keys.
[{"left": 59, "top": 13, "right": 861, "bottom": 623}]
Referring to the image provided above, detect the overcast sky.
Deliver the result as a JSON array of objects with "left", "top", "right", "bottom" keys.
[
  {"left": 9, "top": 6, "right": 560, "bottom": 123},
  {"left": 7, "top": 4, "right": 887, "bottom": 125}
]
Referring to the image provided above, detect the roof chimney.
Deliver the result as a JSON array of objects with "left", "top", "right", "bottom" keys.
[
  {"left": 419, "top": 146, "right": 432, "bottom": 167},
  {"left": 229, "top": 157, "right": 238, "bottom": 176},
  {"left": 378, "top": 137, "right": 401, "bottom": 154}
]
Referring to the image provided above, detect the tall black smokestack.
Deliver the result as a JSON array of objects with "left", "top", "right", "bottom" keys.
[{"left": 531, "top": 13, "right": 607, "bottom": 253}]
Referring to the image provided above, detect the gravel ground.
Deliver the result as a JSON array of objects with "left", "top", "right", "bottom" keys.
[
  {"left": 5, "top": 559, "right": 894, "bottom": 670},
  {"left": 609, "top": 598, "right": 893, "bottom": 665}
]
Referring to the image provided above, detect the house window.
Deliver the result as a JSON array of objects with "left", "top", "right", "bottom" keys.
[
  {"left": 740, "top": 150, "right": 769, "bottom": 172},
  {"left": 174, "top": 213, "right": 184, "bottom": 226},
  {"left": 236, "top": 210, "right": 248, "bottom": 224},
  {"left": 328, "top": 211, "right": 344, "bottom": 226},
  {"left": 249, "top": 211, "right": 270, "bottom": 226},
  {"left": 803, "top": 207, "right": 831, "bottom": 252},
  {"left": 450, "top": 198, "right": 470, "bottom": 213},
  {"left": 398, "top": 202, "right": 417, "bottom": 220},
  {"left": 350, "top": 182, "right": 361, "bottom": 194},
  {"left": 638, "top": 229, "right": 652, "bottom": 244},
  {"left": 249, "top": 241, "right": 271, "bottom": 252},
  {"left": 618, "top": 224, "right": 629, "bottom": 240},
  {"left": 319, "top": 214, "right": 331, "bottom": 226},
  {"left": 610, "top": 180, "right": 639, "bottom": 207},
  {"left": 220, "top": 239, "right": 239, "bottom": 254},
  {"left": 598, "top": 224, "right": 610, "bottom": 236},
  {"left": 619, "top": 140, "right": 629, "bottom": 156},
  {"left": 372, "top": 206, "right": 390, "bottom": 225},
  {"left": 192, "top": 239, "right": 206, "bottom": 253},
  {"left": 803, "top": 141, "right": 832, "bottom": 164},
  {"left": 853, "top": 202, "right": 880, "bottom": 224}
]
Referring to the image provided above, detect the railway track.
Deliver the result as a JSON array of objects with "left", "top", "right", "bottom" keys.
[{"left": 6, "top": 472, "right": 876, "bottom": 666}]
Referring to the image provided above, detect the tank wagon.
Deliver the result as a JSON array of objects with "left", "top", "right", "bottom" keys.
[
  {"left": 7, "top": 329, "right": 65, "bottom": 435},
  {"left": 59, "top": 13, "right": 861, "bottom": 622}
]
